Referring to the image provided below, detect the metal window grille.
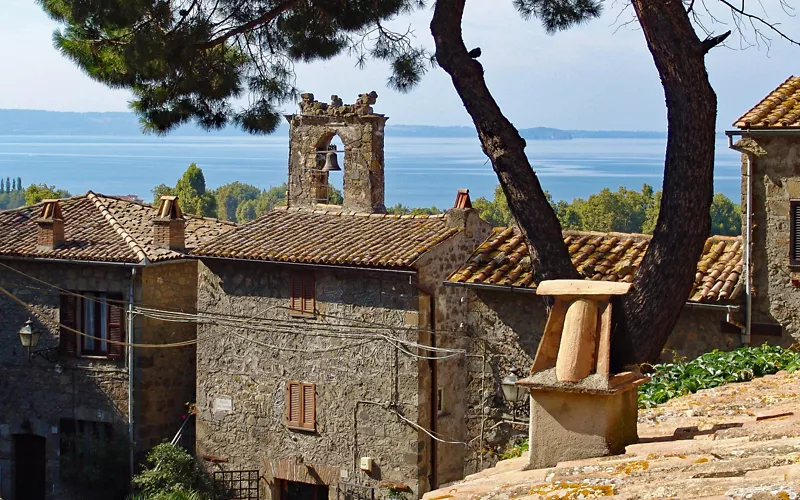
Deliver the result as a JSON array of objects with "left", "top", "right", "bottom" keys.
[
  {"left": 214, "top": 470, "right": 260, "bottom": 500},
  {"left": 337, "top": 482, "right": 375, "bottom": 500}
]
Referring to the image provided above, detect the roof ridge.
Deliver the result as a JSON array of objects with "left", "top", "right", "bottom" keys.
[
  {"left": 733, "top": 75, "right": 800, "bottom": 129},
  {"left": 0, "top": 193, "right": 88, "bottom": 215},
  {"left": 273, "top": 205, "right": 446, "bottom": 219},
  {"left": 86, "top": 191, "right": 149, "bottom": 263}
]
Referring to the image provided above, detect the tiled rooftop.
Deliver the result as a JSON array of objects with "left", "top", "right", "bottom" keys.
[
  {"left": 191, "top": 206, "right": 460, "bottom": 269},
  {"left": 0, "top": 192, "right": 235, "bottom": 264},
  {"left": 733, "top": 75, "right": 800, "bottom": 129},
  {"left": 448, "top": 228, "right": 742, "bottom": 304}
]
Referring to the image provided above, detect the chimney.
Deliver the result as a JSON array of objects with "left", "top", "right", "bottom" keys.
[
  {"left": 153, "top": 196, "right": 185, "bottom": 251},
  {"left": 454, "top": 188, "right": 472, "bottom": 209},
  {"left": 36, "top": 199, "right": 65, "bottom": 250}
]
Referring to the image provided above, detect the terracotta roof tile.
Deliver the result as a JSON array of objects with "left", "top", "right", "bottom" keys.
[
  {"left": 0, "top": 192, "right": 236, "bottom": 264},
  {"left": 448, "top": 228, "right": 742, "bottom": 304},
  {"left": 191, "top": 207, "right": 459, "bottom": 269},
  {"left": 733, "top": 76, "right": 800, "bottom": 129}
]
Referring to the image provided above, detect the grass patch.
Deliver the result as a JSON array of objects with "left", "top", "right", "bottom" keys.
[
  {"left": 638, "top": 344, "right": 800, "bottom": 408},
  {"left": 500, "top": 440, "right": 529, "bottom": 460}
]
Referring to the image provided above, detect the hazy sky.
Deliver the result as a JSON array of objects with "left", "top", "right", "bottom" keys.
[{"left": 2, "top": 0, "right": 798, "bottom": 131}]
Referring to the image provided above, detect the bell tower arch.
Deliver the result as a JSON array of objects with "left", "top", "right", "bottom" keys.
[{"left": 286, "top": 92, "right": 388, "bottom": 213}]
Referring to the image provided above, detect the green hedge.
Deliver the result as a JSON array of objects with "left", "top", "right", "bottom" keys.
[{"left": 638, "top": 344, "right": 800, "bottom": 408}]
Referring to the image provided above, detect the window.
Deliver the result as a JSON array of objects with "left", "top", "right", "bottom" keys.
[
  {"left": 289, "top": 272, "right": 315, "bottom": 316},
  {"left": 286, "top": 381, "right": 316, "bottom": 431},
  {"left": 59, "top": 419, "right": 114, "bottom": 475},
  {"left": 791, "top": 201, "right": 800, "bottom": 266},
  {"left": 59, "top": 292, "right": 125, "bottom": 359}
]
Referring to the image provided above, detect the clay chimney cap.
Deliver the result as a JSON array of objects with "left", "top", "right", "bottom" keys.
[
  {"left": 156, "top": 196, "right": 183, "bottom": 219},
  {"left": 39, "top": 199, "right": 63, "bottom": 220},
  {"left": 454, "top": 188, "right": 472, "bottom": 209}
]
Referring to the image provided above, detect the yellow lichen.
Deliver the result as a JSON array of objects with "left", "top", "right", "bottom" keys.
[
  {"left": 615, "top": 460, "right": 649, "bottom": 474},
  {"left": 694, "top": 457, "right": 709, "bottom": 464},
  {"left": 527, "top": 482, "right": 614, "bottom": 499}
]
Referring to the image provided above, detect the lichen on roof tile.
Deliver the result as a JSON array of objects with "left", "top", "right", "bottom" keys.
[{"left": 734, "top": 76, "right": 800, "bottom": 129}]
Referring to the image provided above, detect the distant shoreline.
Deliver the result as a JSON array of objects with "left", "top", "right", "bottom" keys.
[{"left": 0, "top": 109, "right": 672, "bottom": 140}]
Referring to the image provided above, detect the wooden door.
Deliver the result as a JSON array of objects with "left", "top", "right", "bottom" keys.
[{"left": 14, "top": 434, "right": 46, "bottom": 500}]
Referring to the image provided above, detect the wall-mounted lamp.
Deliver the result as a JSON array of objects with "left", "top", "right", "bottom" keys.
[{"left": 18, "top": 318, "right": 59, "bottom": 362}]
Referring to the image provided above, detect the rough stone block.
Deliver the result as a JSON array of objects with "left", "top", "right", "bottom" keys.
[
  {"left": 787, "top": 179, "right": 800, "bottom": 199},
  {"left": 528, "top": 384, "right": 639, "bottom": 469}
]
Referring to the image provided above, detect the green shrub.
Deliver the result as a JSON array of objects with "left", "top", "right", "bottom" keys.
[
  {"left": 499, "top": 440, "right": 529, "bottom": 460},
  {"left": 130, "top": 443, "right": 213, "bottom": 499},
  {"left": 638, "top": 344, "right": 800, "bottom": 408}
]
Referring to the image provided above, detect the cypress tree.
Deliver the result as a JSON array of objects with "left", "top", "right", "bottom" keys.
[{"left": 17, "top": 177, "right": 22, "bottom": 192}]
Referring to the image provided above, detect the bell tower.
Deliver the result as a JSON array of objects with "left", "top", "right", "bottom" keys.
[{"left": 285, "top": 92, "right": 388, "bottom": 213}]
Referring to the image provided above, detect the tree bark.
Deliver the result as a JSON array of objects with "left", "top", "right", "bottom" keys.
[
  {"left": 612, "top": 0, "right": 716, "bottom": 366},
  {"left": 431, "top": 0, "right": 717, "bottom": 368},
  {"left": 430, "top": 0, "right": 579, "bottom": 283}
]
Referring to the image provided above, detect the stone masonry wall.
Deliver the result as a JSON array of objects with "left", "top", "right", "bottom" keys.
[
  {"left": 137, "top": 261, "right": 199, "bottom": 454},
  {"left": 457, "top": 288, "right": 741, "bottom": 474},
  {"left": 740, "top": 136, "right": 800, "bottom": 346},
  {"left": 286, "top": 93, "right": 388, "bottom": 213},
  {"left": 0, "top": 260, "right": 133, "bottom": 500},
  {"left": 414, "top": 208, "right": 493, "bottom": 486},
  {"left": 195, "top": 259, "right": 423, "bottom": 499}
]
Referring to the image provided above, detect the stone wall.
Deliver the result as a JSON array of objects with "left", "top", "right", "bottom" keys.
[
  {"left": 0, "top": 260, "right": 134, "bottom": 500},
  {"left": 136, "top": 261, "right": 199, "bottom": 454},
  {"left": 739, "top": 136, "right": 800, "bottom": 346},
  {"left": 455, "top": 287, "right": 742, "bottom": 474},
  {"left": 414, "top": 208, "right": 493, "bottom": 486},
  {"left": 286, "top": 93, "right": 388, "bottom": 213},
  {"left": 195, "top": 259, "right": 424, "bottom": 499}
]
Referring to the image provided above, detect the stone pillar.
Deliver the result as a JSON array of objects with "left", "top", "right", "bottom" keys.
[{"left": 285, "top": 92, "right": 388, "bottom": 213}]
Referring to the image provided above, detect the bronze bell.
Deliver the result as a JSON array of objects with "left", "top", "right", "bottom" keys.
[{"left": 322, "top": 151, "right": 341, "bottom": 172}]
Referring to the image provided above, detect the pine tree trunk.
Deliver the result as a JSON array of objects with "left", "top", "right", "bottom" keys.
[
  {"left": 430, "top": 0, "right": 580, "bottom": 283},
  {"left": 431, "top": 0, "right": 717, "bottom": 367},
  {"left": 612, "top": 0, "right": 716, "bottom": 366}
]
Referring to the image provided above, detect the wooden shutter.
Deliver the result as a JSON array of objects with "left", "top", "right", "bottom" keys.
[
  {"left": 107, "top": 294, "right": 125, "bottom": 360},
  {"left": 290, "top": 272, "right": 315, "bottom": 316},
  {"left": 302, "top": 274, "right": 315, "bottom": 315},
  {"left": 286, "top": 382, "right": 302, "bottom": 427},
  {"left": 59, "top": 293, "right": 77, "bottom": 356},
  {"left": 792, "top": 201, "right": 800, "bottom": 266},
  {"left": 290, "top": 275, "right": 303, "bottom": 312},
  {"left": 301, "top": 383, "right": 316, "bottom": 430}
]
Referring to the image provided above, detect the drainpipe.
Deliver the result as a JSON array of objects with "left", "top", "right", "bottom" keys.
[
  {"left": 727, "top": 132, "right": 753, "bottom": 347},
  {"left": 128, "top": 267, "right": 136, "bottom": 479}
]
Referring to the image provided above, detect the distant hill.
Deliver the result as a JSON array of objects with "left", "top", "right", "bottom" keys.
[{"left": 0, "top": 109, "right": 668, "bottom": 139}]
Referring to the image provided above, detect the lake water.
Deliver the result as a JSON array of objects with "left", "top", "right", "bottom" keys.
[{"left": 0, "top": 135, "right": 742, "bottom": 208}]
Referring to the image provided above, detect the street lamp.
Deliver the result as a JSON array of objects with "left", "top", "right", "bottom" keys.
[
  {"left": 18, "top": 318, "right": 58, "bottom": 362},
  {"left": 501, "top": 370, "right": 529, "bottom": 422}
]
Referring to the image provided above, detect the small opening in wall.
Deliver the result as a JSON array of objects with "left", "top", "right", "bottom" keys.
[{"left": 313, "top": 135, "right": 344, "bottom": 205}]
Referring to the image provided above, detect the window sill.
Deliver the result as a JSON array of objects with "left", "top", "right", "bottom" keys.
[
  {"left": 286, "top": 424, "right": 316, "bottom": 433},
  {"left": 289, "top": 311, "right": 316, "bottom": 319}
]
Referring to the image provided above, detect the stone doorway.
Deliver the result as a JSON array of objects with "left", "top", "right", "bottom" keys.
[
  {"left": 277, "top": 478, "right": 329, "bottom": 500},
  {"left": 13, "top": 434, "right": 46, "bottom": 500}
]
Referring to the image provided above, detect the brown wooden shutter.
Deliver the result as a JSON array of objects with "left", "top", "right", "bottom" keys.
[
  {"left": 302, "top": 274, "right": 315, "bottom": 315},
  {"left": 107, "top": 294, "right": 125, "bottom": 360},
  {"left": 59, "top": 293, "right": 77, "bottom": 356},
  {"left": 290, "top": 275, "right": 303, "bottom": 312},
  {"left": 792, "top": 201, "right": 800, "bottom": 266},
  {"left": 287, "top": 382, "right": 301, "bottom": 427},
  {"left": 301, "top": 383, "right": 316, "bottom": 430}
]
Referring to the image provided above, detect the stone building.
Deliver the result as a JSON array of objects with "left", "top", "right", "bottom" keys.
[
  {"left": 728, "top": 75, "right": 800, "bottom": 347},
  {"left": 0, "top": 193, "right": 233, "bottom": 500},
  {"left": 445, "top": 228, "right": 745, "bottom": 473},
  {"left": 190, "top": 93, "right": 492, "bottom": 499}
]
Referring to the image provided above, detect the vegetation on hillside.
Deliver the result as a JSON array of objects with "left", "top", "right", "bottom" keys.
[
  {"left": 473, "top": 184, "right": 741, "bottom": 236},
  {"left": 0, "top": 176, "right": 71, "bottom": 210}
]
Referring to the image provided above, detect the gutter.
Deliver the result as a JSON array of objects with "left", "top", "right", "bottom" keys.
[
  {"left": 447, "top": 280, "right": 744, "bottom": 327},
  {"left": 0, "top": 255, "right": 144, "bottom": 267},
  {"left": 726, "top": 130, "right": 755, "bottom": 346},
  {"left": 128, "top": 267, "right": 136, "bottom": 479},
  {"left": 194, "top": 255, "right": 419, "bottom": 275}
]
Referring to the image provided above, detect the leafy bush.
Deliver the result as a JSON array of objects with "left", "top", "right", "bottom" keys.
[
  {"left": 131, "top": 443, "right": 213, "bottom": 499},
  {"left": 499, "top": 439, "right": 529, "bottom": 460},
  {"left": 638, "top": 344, "right": 800, "bottom": 408}
]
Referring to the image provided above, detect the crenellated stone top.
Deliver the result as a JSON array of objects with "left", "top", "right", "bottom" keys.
[{"left": 298, "top": 91, "right": 381, "bottom": 117}]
